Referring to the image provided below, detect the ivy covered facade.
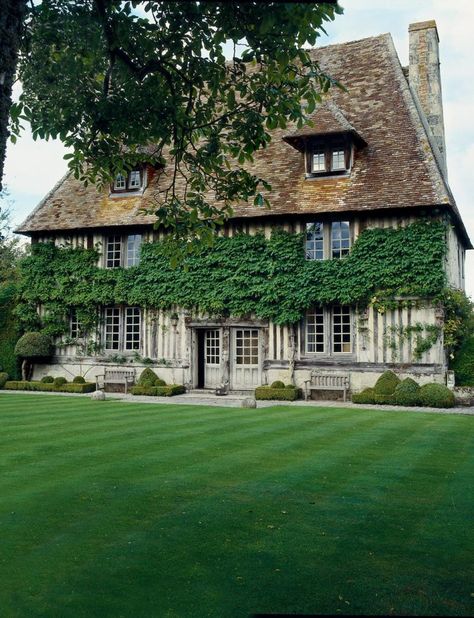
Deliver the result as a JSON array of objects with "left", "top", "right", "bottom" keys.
[{"left": 15, "top": 22, "right": 471, "bottom": 394}]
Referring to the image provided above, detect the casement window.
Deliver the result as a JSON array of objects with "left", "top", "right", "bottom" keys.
[
  {"left": 69, "top": 309, "right": 83, "bottom": 339},
  {"left": 105, "top": 234, "right": 142, "bottom": 268},
  {"left": 306, "top": 141, "right": 351, "bottom": 177},
  {"left": 112, "top": 168, "right": 145, "bottom": 193},
  {"left": 305, "top": 305, "right": 353, "bottom": 355},
  {"left": 104, "top": 306, "right": 141, "bottom": 351},
  {"left": 305, "top": 221, "right": 351, "bottom": 260}
]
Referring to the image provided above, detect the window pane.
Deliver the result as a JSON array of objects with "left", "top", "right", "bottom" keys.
[
  {"left": 125, "top": 307, "right": 141, "bottom": 350},
  {"left": 235, "top": 329, "right": 259, "bottom": 365},
  {"left": 331, "top": 222, "right": 351, "bottom": 259},
  {"left": 332, "top": 306, "right": 351, "bottom": 353},
  {"left": 312, "top": 151, "right": 325, "bottom": 172},
  {"left": 306, "top": 308, "right": 325, "bottom": 353},
  {"left": 331, "top": 149, "right": 346, "bottom": 170},
  {"left": 128, "top": 170, "right": 141, "bottom": 189},
  {"left": 305, "top": 222, "right": 324, "bottom": 260},
  {"left": 114, "top": 174, "right": 126, "bottom": 190},
  {"left": 126, "top": 234, "right": 142, "bottom": 267},
  {"left": 70, "top": 309, "right": 82, "bottom": 338},
  {"left": 106, "top": 235, "right": 122, "bottom": 268},
  {"left": 205, "top": 329, "right": 220, "bottom": 365},
  {"left": 105, "top": 307, "right": 121, "bottom": 350}
]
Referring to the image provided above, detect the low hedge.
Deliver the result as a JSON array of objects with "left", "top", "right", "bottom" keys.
[
  {"left": 0, "top": 372, "right": 9, "bottom": 389},
  {"left": 4, "top": 381, "right": 96, "bottom": 394},
  {"left": 352, "top": 387, "right": 376, "bottom": 404},
  {"left": 394, "top": 378, "right": 421, "bottom": 407},
  {"left": 255, "top": 386, "right": 301, "bottom": 401},
  {"left": 129, "top": 385, "right": 185, "bottom": 397}
]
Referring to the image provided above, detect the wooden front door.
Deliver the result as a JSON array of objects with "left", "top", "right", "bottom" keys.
[
  {"left": 231, "top": 328, "right": 261, "bottom": 390},
  {"left": 204, "top": 329, "right": 221, "bottom": 388}
]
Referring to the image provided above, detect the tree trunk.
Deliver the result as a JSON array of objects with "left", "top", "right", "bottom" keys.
[
  {"left": 21, "top": 358, "right": 28, "bottom": 381},
  {"left": 0, "top": 0, "right": 27, "bottom": 191}
]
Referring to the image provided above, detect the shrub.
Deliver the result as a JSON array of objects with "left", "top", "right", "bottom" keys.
[
  {"left": 14, "top": 332, "right": 53, "bottom": 358},
  {"left": 0, "top": 372, "right": 9, "bottom": 388},
  {"left": 72, "top": 376, "right": 86, "bottom": 383},
  {"left": 394, "top": 378, "right": 421, "bottom": 407},
  {"left": 285, "top": 384, "right": 297, "bottom": 389},
  {"left": 137, "top": 368, "right": 160, "bottom": 387},
  {"left": 130, "top": 384, "right": 185, "bottom": 397},
  {"left": 155, "top": 378, "right": 167, "bottom": 387},
  {"left": 53, "top": 376, "right": 67, "bottom": 386},
  {"left": 419, "top": 383, "right": 455, "bottom": 408},
  {"left": 352, "top": 387, "right": 376, "bottom": 404},
  {"left": 3, "top": 381, "right": 95, "bottom": 393},
  {"left": 255, "top": 386, "right": 301, "bottom": 401},
  {"left": 373, "top": 393, "right": 395, "bottom": 405},
  {"left": 374, "top": 370, "right": 401, "bottom": 396},
  {"left": 40, "top": 376, "right": 54, "bottom": 383},
  {"left": 451, "top": 334, "right": 474, "bottom": 386},
  {"left": 270, "top": 380, "right": 285, "bottom": 389}
]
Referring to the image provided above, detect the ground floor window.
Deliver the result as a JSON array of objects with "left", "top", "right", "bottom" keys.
[
  {"left": 104, "top": 306, "right": 141, "bottom": 351},
  {"left": 304, "top": 305, "right": 353, "bottom": 355}
]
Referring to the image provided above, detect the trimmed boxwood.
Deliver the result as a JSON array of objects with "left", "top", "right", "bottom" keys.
[
  {"left": 352, "top": 387, "right": 376, "bottom": 404},
  {"left": 4, "top": 381, "right": 95, "bottom": 394},
  {"left": 53, "top": 376, "right": 68, "bottom": 386},
  {"left": 130, "top": 385, "right": 185, "bottom": 397},
  {"left": 255, "top": 386, "right": 301, "bottom": 401},
  {"left": 73, "top": 376, "right": 86, "bottom": 384},
  {"left": 270, "top": 380, "right": 286, "bottom": 389},
  {"left": 374, "top": 370, "right": 401, "bottom": 395},
  {"left": 0, "top": 372, "right": 9, "bottom": 389},
  {"left": 394, "top": 378, "right": 421, "bottom": 407},
  {"left": 137, "top": 368, "right": 167, "bottom": 387},
  {"left": 40, "top": 376, "right": 54, "bottom": 383},
  {"left": 419, "top": 383, "right": 455, "bottom": 408}
]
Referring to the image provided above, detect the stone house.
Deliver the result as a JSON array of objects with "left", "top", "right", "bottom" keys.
[{"left": 16, "top": 21, "right": 471, "bottom": 394}]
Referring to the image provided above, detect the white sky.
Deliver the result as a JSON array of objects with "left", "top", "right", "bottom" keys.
[{"left": 2, "top": 0, "right": 473, "bottom": 297}]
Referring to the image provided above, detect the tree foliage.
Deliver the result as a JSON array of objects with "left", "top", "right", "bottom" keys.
[{"left": 11, "top": 1, "right": 342, "bottom": 243}]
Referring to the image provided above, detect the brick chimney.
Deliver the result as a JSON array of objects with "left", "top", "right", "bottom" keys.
[{"left": 408, "top": 20, "right": 446, "bottom": 173}]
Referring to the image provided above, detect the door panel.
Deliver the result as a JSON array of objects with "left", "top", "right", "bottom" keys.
[
  {"left": 232, "top": 328, "right": 260, "bottom": 389},
  {"left": 204, "top": 329, "right": 221, "bottom": 388}
]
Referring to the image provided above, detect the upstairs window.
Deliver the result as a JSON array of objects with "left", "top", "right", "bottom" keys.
[
  {"left": 306, "top": 221, "right": 351, "bottom": 260},
  {"left": 306, "top": 139, "right": 352, "bottom": 178},
  {"left": 105, "top": 234, "right": 143, "bottom": 268},
  {"left": 69, "top": 309, "right": 83, "bottom": 339},
  {"left": 112, "top": 169, "right": 144, "bottom": 193}
]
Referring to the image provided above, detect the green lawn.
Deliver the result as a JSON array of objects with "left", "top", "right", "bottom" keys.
[{"left": 0, "top": 395, "right": 473, "bottom": 617}]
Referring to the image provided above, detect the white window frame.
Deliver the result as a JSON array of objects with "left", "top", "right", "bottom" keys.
[
  {"left": 69, "top": 309, "right": 83, "bottom": 339},
  {"left": 103, "top": 306, "right": 141, "bottom": 351},
  {"left": 306, "top": 143, "right": 351, "bottom": 177},
  {"left": 306, "top": 221, "right": 351, "bottom": 261},
  {"left": 106, "top": 235, "right": 122, "bottom": 268},
  {"left": 105, "top": 234, "right": 143, "bottom": 268},
  {"left": 111, "top": 168, "right": 145, "bottom": 194},
  {"left": 114, "top": 174, "right": 127, "bottom": 191},
  {"left": 304, "top": 306, "right": 353, "bottom": 356},
  {"left": 126, "top": 234, "right": 142, "bottom": 267}
]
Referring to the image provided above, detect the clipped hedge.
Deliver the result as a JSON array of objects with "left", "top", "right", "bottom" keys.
[
  {"left": 255, "top": 386, "right": 301, "bottom": 401},
  {"left": 352, "top": 387, "right": 376, "bottom": 404},
  {"left": 394, "top": 378, "right": 421, "bottom": 407},
  {"left": 270, "top": 380, "right": 285, "bottom": 389},
  {"left": 0, "top": 372, "right": 9, "bottom": 389},
  {"left": 4, "top": 381, "right": 96, "bottom": 394},
  {"left": 73, "top": 376, "right": 86, "bottom": 384},
  {"left": 451, "top": 335, "right": 474, "bottom": 386},
  {"left": 137, "top": 368, "right": 166, "bottom": 387},
  {"left": 419, "top": 383, "right": 455, "bottom": 408},
  {"left": 374, "top": 370, "right": 401, "bottom": 396},
  {"left": 130, "top": 385, "right": 185, "bottom": 397},
  {"left": 40, "top": 375, "right": 54, "bottom": 383},
  {"left": 14, "top": 332, "right": 53, "bottom": 358},
  {"left": 53, "top": 376, "right": 68, "bottom": 386}
]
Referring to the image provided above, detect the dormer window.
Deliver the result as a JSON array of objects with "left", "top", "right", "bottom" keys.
[
  {"left": 112, "top": 169, "right": 144, "bottom": 193},
  {"left": 306, "top": 141, "right": 351, "bottom": 178}
]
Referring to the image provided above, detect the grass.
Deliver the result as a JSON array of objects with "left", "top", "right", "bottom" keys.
[{"left": 0, "top": 394, "right": 473, "bottom": 617}]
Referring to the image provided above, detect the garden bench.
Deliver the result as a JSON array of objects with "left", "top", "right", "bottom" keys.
[
  {"left": 304, "top": 371, "right": 350, "bottom": 402},
  {"left": 95, "top": 368, "right": 136, "bottom": 394}
]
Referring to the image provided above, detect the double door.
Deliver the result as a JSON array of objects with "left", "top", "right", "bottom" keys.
[{"left": 198, "top": 327, "right": 261, "bottom": 390}]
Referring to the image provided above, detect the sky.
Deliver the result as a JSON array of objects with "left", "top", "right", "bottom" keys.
[{"left": 2, "top": 0, "right": 473, "bottom": 297}]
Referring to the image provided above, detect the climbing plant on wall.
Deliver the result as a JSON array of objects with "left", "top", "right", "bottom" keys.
[{"left": 16, "top": 220, "right": 448, "bottom": 340}]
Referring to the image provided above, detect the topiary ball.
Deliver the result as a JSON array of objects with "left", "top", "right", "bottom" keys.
[
  {"left": 154, "top": 378, "right": 167, "bottom": 387},
  {"left": 419, "top": 383, "right": 455, "bottom": 408},
  {"left": 138, "top": 368, "right": 159, "bottom": 387},
  {"left": 72, "top": 376, "right": 86, "bottom": 384},
  {"left": 14, "top": 332, "right": 53, "bottom": 358},
  {"left": 53, "top": 376, "right": 68, "bottom": 386},
  {"left": 270, "top": 380, "right": 285, "bottom": 389},
  {"left": 41, "top": 376, "right": 54, "bottom": 383},
  {"left": 374, "top": 370, "right": 401, "bottom": 396},
  {"left": 394, "top": 378, "right": 421, "bottom": 407},
  {"left": 352, "top": 387, "right": 376, "bottom": 404},
  {"left": 0, "top": 372, "right": 9, "bottom": 389}
]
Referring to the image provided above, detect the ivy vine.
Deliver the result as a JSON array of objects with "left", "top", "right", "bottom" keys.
[{"left": 16, "top": 220, "right": 447, "bottom": 339}]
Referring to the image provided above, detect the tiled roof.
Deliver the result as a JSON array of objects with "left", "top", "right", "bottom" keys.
[{"left": 16, "top": 32, "right": 471, "bottom": 247}]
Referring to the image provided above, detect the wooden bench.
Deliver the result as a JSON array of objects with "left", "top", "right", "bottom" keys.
[
  {"left": 304, "top": 371, "right": 350, "bottom": 402},
  {"left": 95, "top": 368, "right": 136, "bottom": 394}
]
